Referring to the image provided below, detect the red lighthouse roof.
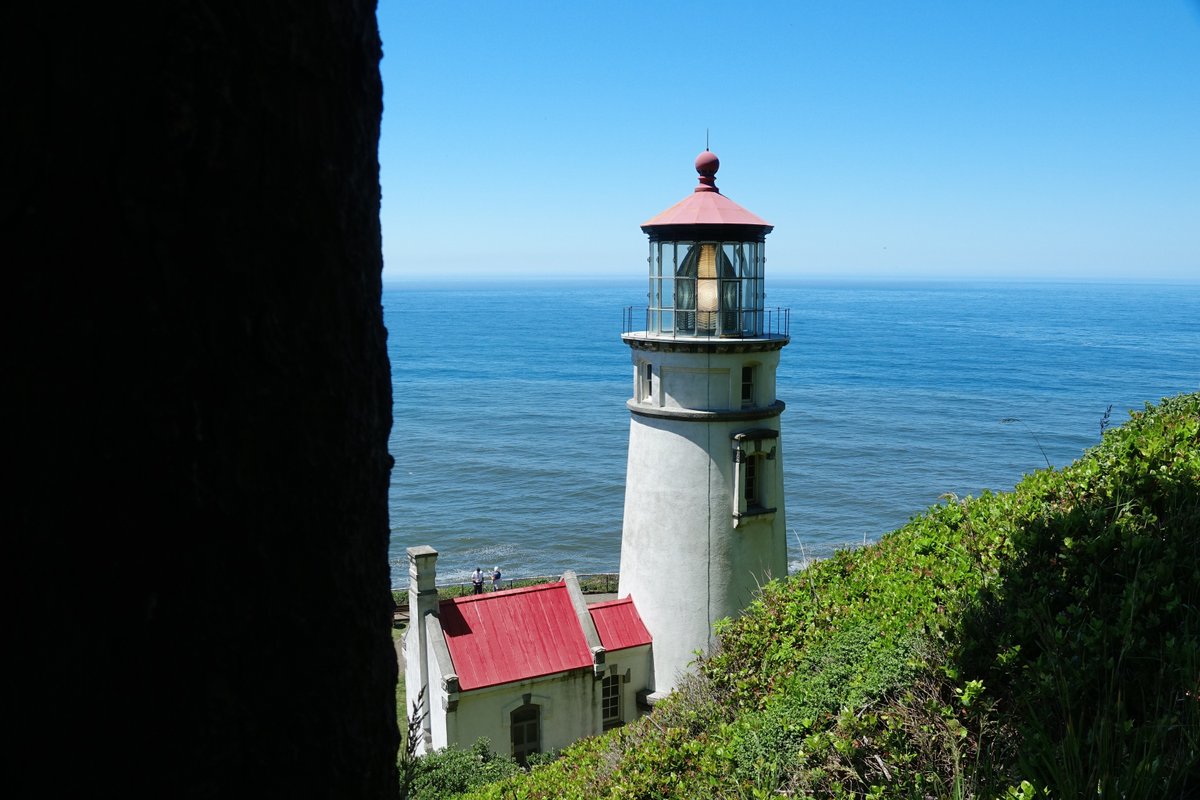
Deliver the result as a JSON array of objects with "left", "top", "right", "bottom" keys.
[{"left": 641, "top": 150, "right": 772, "bottom": 231}]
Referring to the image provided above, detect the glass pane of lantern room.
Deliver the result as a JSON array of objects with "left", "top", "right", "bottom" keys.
[
  {"left": 732, "top": 243, "right": 750, "bottom": 333},
  {"left": 755, "top": 241, "right": 765, "bottom": 306},
  {"left": 661, "top": 270, "right": 674, "bottom": 334},
  {"left": 673, "top": 242, "right": 697, "bottom": 333},
  {"left": 653, "top": 244, "right": 668, "bottom": 333},
  {"left": 731, "top": 243, "right": 745, "bottom": 329},
  {"left": 721, "top": 243, "right": 740, "bottom": 334},
  {"left": 753, "top": 242, "right": 763, "bottom": 333},
  {"left": 651, "top": 244, "right": 662, "bottom": 327}
]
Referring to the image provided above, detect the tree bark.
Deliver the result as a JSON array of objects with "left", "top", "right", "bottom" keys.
[{"left": 4, "top": 3, "right": 397, "bottom": 796}]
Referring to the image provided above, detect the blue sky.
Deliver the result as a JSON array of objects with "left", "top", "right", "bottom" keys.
[{"left": 378, "top": 1, "right": 1199, "bottom": 281}]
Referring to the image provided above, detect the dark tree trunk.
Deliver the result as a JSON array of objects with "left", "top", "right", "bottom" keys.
[{"left": 4, "top": 2, "right": 397, "bottom": 796}]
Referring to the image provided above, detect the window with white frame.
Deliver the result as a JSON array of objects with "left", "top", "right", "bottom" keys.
[
  {"left": 740, "top": 364, "right": 755, "bottom": 408},
  {"left": 732, "top": 429, "right": 778, "bottom": 522},
  {"left": 601, "top": 672, "right": 622, "bottom": 729},
  {"left": 640, "top": 361, "right": 654, "bottom": 403}
]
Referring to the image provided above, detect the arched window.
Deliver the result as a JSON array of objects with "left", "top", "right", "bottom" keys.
[{"left": 510, "top": 703, "right": 540, "bottom": 762}]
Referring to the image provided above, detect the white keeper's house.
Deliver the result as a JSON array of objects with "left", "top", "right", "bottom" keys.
[{"left": 406, "top": 149, "right": 790, "bottom": 757}]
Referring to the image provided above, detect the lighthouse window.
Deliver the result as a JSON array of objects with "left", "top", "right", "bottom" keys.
[
  {"left": 638, "top": 362, "right": 653, "bottom": 403},
  {"left": 744, "top": 455, "right": 760, "bottom": 506},
  {"left": 732, "top": 429, "right": 778, "bottom": 522},
  {"left": 741, "top": 366, "right": 755, "bottom": 407}
]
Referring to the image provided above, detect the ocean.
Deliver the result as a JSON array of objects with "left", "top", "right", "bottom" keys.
[{"left": 386, "top": 279, "right": 1198, "bottom": 589}]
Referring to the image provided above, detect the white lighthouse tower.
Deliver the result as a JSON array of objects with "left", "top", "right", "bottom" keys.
[{"left": 618, "top": 150, "right": 789, "bottom": 696}]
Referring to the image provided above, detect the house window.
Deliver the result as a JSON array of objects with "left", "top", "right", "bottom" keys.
[
  {"left": 601, "top": 673, "right": 622, "bottom": 730},
  {"left": 642, "top": 362, "right": 653, "bottom": 402},
  {"left": 510, "top": 703, "right": 540, "bottom": 762},
  {"left": 740, "top": 365, "right": 755, "bottom": 407}
]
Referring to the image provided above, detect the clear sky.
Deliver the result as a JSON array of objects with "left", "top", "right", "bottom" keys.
[{"left": 377, "top": 1, "right": 1200, "bottom": 281}]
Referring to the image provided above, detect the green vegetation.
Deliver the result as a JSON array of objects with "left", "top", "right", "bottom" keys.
[
  {"left": 404, "top": 738, "right": 526, "bottom": 799},
  {"left": 440, "top": 393, "right": 1199, "bottom": 798}
]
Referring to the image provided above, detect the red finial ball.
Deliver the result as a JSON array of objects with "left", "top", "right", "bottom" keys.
[{"left": 695, "top": 149, "right": 719, "bottom": 177}]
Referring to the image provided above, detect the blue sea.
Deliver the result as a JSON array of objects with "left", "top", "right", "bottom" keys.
[{"left": 386, "top": 279, "right": 1197, "bottom": 589}]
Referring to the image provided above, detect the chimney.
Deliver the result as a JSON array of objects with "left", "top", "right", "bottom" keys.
[{"left": 406, "top": 545, "right": 438, "bottom": 751}]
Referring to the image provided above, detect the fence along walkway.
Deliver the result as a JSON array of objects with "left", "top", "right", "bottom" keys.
[{"left": 392, "top": 572, "right": 618, "bottom": 627}]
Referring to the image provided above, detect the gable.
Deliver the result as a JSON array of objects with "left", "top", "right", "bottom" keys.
[{"left": 588, "top": 597, "right": 653, "bottom": 652}]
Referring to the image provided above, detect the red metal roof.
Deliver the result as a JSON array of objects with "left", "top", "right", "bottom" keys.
[
  {"left": 642, "top": 188, "right": 771, "bottom": 228},
  {"left": 641, "top": 150, "right": 772, "bottom": 230},
  {"left": 588, "top": 598, "right": 652, "bottom": 652},
  {"left": 438, "top": 582, "right": 592, "bottom": 691}
]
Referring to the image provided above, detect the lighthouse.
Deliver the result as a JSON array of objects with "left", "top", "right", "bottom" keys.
[{"left": 618, "top": 150, "right": 789, "bottom": 696}]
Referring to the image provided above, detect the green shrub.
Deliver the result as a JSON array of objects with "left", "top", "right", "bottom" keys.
[
  {"left": 409, "top": 738, "right": 523, "bottom": 799},
  {"left": 720, "top": 622, "right": 922, "bottom": 788},
  {"left": 965, "top": 394, "right": 1200, "bottom": 796},
  {"left": 456, "top": 394, "right": 1200, "bottom": 799},
  {"left": 702, "top": 483, "right": 1016, "bottom": 711}
]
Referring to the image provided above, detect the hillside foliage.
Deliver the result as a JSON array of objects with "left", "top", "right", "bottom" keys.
[{"left": 437, "top": 394, "right": 1199, "bottom": 799}]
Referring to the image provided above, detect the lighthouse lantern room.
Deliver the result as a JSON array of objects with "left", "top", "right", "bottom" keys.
[{"left": 618, "top": 150, "right": 789, "bottom": 697}]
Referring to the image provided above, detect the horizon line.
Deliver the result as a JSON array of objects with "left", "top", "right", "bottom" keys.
[{"left": 382, "top": 274, "right": 1200, "bottom": 286}]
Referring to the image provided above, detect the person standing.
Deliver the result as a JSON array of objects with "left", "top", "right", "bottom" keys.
[
  {"left": 471, "top": 567, "right": 484, "bottom": 595},
  {"left": 491, "top": 566, "right": 502, "bottom": 592}
]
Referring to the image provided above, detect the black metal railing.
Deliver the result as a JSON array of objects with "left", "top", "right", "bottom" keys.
[
  {"left": 393, "top": 571, "right": 619, "bottom": 606},
  {"left": 622, "top": 306, "right": 790, "bottom": 339}
]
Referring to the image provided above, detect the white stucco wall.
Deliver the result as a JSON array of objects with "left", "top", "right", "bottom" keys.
[
  {"left": 404, "top": 611, "right": 462, "bottom": 751},
  {"left": 620, "top": 341, "right": 787, "bottom": 693},
  {"left": 606, "top": 644, "right": 653, "bottom": 727},
  {"left": 422, "top": 644, "right": 653, "bottom": 757},
  {"left": 408, "top": 623, "right": 652, "bottom": 758},
  {"left": 457, "top": 670, "right": 597, "bottom": 754},
  {"left": 636, "top": 347, "right": 781, "bottom": 412},
  {"left": 405, "top": 546, "right": 441, "bottom": 753},
  {"left": 426, "top": 631, "right": 451, "bottom": 749},
  {"left": 404, "top": 622, "right": 422, "bottom": 741}
]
